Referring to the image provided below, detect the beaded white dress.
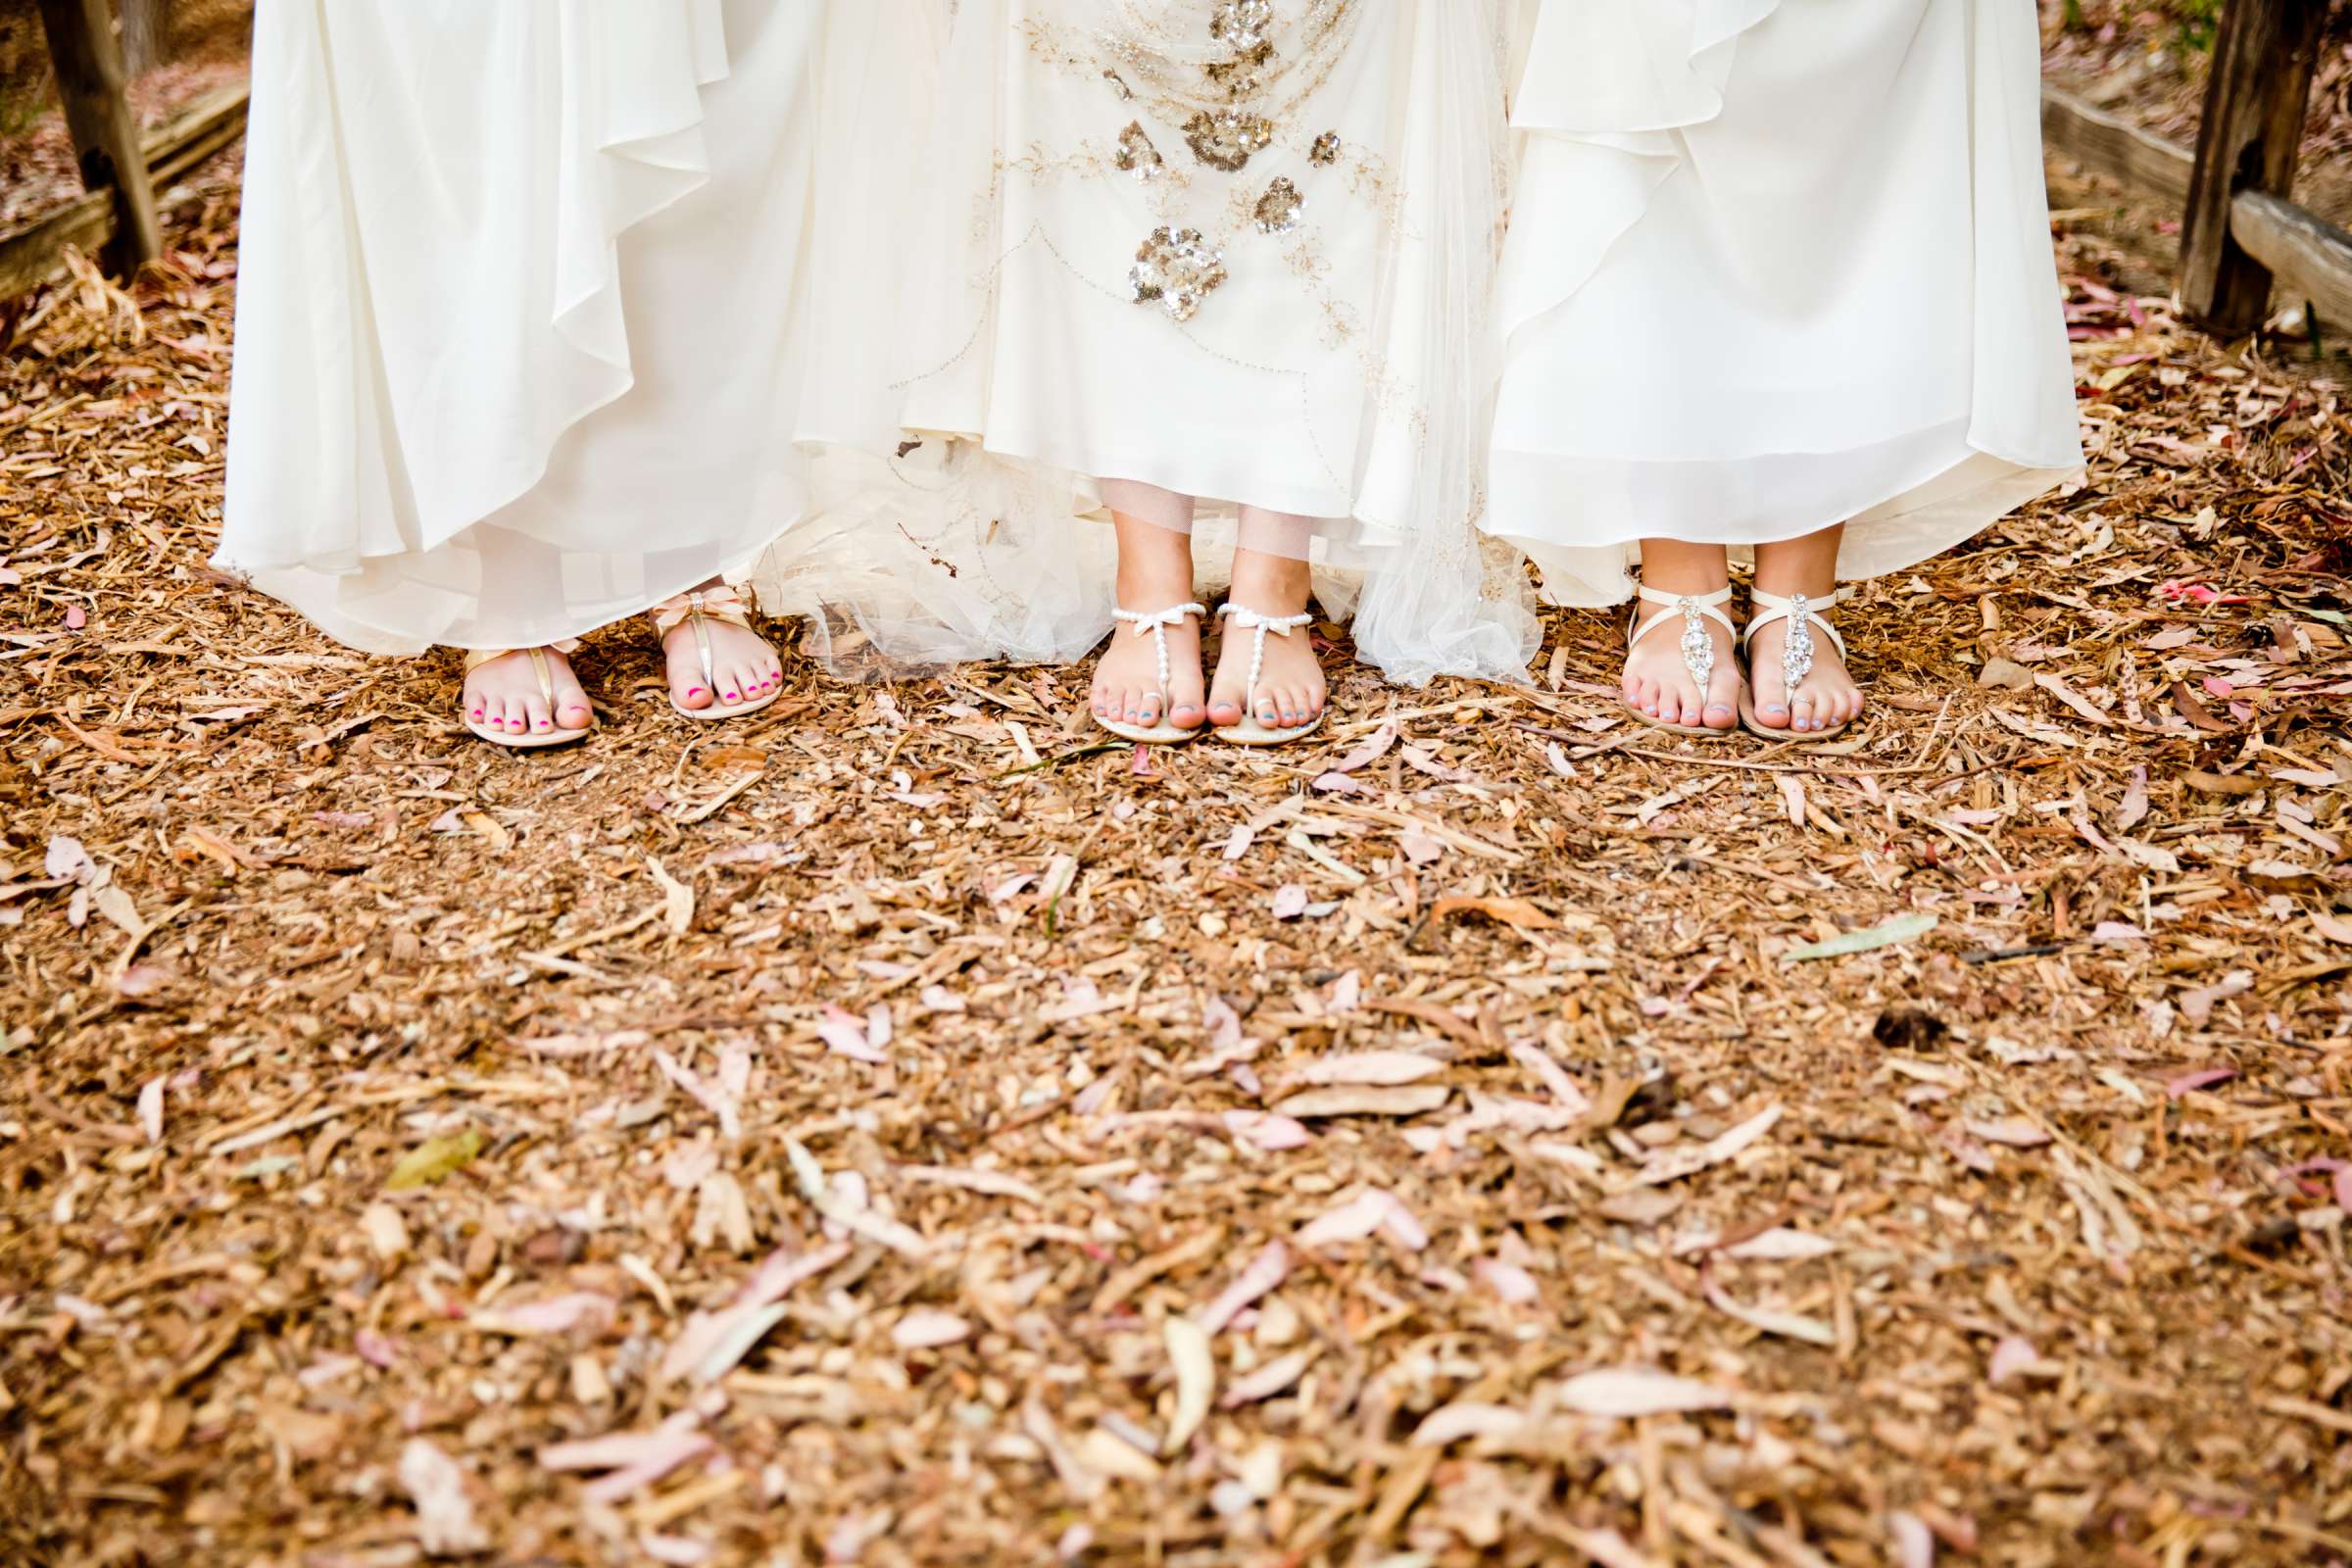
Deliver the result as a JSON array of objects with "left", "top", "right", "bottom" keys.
[
  {"left": 1486, "top": 0, "right": 2084, "bottom": 606},
  {"left": 754, "top": 0, "right": 1538, "bottom": 687},
  {"left": 217, "top": 1, "right": 946, "bottom": 656}
]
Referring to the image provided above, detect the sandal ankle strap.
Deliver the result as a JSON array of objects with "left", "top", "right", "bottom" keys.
[{"left": 1111, "top": 602, "right": 1207, "bottom": 700}]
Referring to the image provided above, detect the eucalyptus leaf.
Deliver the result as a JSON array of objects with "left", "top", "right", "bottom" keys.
[{"left": 1781, "top": 912, "right": 1938, "bottom": 963}]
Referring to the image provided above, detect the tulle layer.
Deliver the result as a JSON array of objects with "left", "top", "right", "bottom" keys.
[
  {"left": 218, "top": 0, "right": 827, "bottom": 654},
  {"left": 1487, "top": 0, "right": 2083, "bottom": 607},
  {"left": 762, "top": 0, "right": 1536, "bottom": 688}
]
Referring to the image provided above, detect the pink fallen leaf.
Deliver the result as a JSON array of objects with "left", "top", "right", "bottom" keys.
[
  {"left": 1293, "top": 1051, "right": 1442, "bottom": 1087},
  {"left": 1963, "top": 1118, "right": 2050, "bottom": 1149},
  {"left": 662, "top": 1241, "right": 852, "bottom": 1383},
  {"left": 818, "top": 1005, "right": 887, "bottom": 1064},
  {"left": 399, "top": 1439, "right": 488, "bottom": 1557},
  {"left": 1309, "top": 771, "right": 1367, "bottom": 795},
  {"left": 1508, "top": 1042, "right": 1592, "bottom": 1116},
  {"left": 2338, "top": 1165, "right": 2352, "bottom": 1212},
  {"left": 892, "top": 1308, "right": 973, "bottom": 1349},
  {"left": 1987, "top": 1335, "right": 2039, "bottom": 1387},
  {"left": 136, "top": 1076, "right": 164, "bottom": 1145},
  {"left": 2165, "top": 1065, "right": 2236, "bottom": 1099},
  {"left": 1327, "top": 721, "right": 1397, "bottom": 774},
  {"left": 1409, "top": 1401, "right": 1527, "bottom": 1446},
  {"left": 1474, "top": 1257, "right": 1540, "bottom": 1305},
  {"left": 826, "top": 1510, "right": 895, "bottom": 1565},
  {"left": 1221, "top": 1110, "right": 1313, "bottom": 1152},
  {"left": 1196, "top": 1242, "right": 1291, "bottom": 1335},
  {"left": 1270, "top": 883, "right": 1309, "bottom": 920},
  {"left": 541, "top": 1412, "right": 703, "bottom": 1472},
  {"left": 1398, "top": 825, "right": 1445, "bottom": 865},
  {"left": 1890, "top": 1510, "right": 1936, "bottom": 1568},
  {"left": 1296, "top": 1190, "right": 1425, "bottom": 1252},
  {"left": 641, "top": 1535, "right": 715, "bottom": 1567},
  {"left": 1556, "top": 1367, "right": 1736, "bottom": 1419},
  {"left": 655, "top": 1049, "right": 743, "bottom": 1139},
  {"left": 1219, "top": 1348, "right": 1314, "bottom": 1407},
  {"left": 64, "top": 603, "right": 86, "bottom": 630},
  {"left": 356, "top": 1329, "right": 399, "bottom": 1368},
  {"left": 581, "top": 1432, "right": 716, "bottom": 1505},
  {"left": 472, "top": 1292, "right": 613, "bottom": 1338}
]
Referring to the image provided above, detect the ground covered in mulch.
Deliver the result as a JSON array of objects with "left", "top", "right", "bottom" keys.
[{"left": 5, "top": 107, "right": 2352, "bottom": 1568}]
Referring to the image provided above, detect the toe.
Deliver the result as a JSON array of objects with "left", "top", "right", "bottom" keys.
[{"left": 521, "top": 693, "right": 555, "bottom": 736}]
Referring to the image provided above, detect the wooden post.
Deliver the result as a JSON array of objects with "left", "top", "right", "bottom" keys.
[
  {"left": 31, "top": 0, "right": 162, "bottom": 277},
  {"left": 2180, "top": 0, "right": 2328, "bottom": 335}
]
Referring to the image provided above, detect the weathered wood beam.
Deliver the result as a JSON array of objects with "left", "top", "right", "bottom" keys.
[
  {"left": 2180, "top": 0, "right": 2328, "bottom": 335},
  {"left": 2231, "top": 188, "right": 2352, "bottom": 340},
  {"left": 32, "top": 0, "right": 164, "bottom": 276},
  {"left": 2040, "top": 85, "right": 2195, "bottom": 209},
  {"left": 0, "top": 83, "right": 250, "bottom": 302}
]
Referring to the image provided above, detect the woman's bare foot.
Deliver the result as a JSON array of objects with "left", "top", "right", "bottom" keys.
[
  {"left": 657, "top": 581, "right": 782, "bottom": 711},
  {"left": 1207, "top": 550, "right": 1324, "bottom": 732},
  {"left": 1744, "top": 608, "right": 1862, "bottom": 733},
  {"left": 1624, "top": 542, "right": 1739, "bottom": 731},
  {"left": 463, "top": 647, "right": 593, "bottom": 739},
  {"left": 1747, "top": 529, "right": 1863, "bottom": 735},
  {"left": 1093, "top": 516, "right": 1206, "bottom": 732}
]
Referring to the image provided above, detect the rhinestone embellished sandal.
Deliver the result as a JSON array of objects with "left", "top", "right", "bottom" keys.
[
  {"left": 1096, "top": 602, "right": 1210, "bottom": 746},
  {"left": 1624, "top": 584, "right": 1741, "bottom": 738},
  {"left": 1211, "top": 603, "right": 1322, "bottom": 747},
  {"left": 461, "top": 644, "right": 591, "bottom": 750},
  {"left": 1739, "top": 587, "right": 1852, "bottom": 741},
  {"left": 651, "top": 585, "right": 780, "bottom": 722}
]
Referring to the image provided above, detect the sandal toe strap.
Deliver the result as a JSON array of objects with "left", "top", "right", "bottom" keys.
[
  {"left": 463, "top": 641, "right": 581, "bottom": 711},
  {"left": 1742, "top": 588, "right": 1847, "bottom": 694},
  {"left": 653, "top": 587, "right": 761, "bottom": 697},
  {"left": 1628, "top": 585, "right": 1736, "bottom": 690},
  {"left": 1218, "top": 603, "right": 1312, "bottom": 711},
  {"left": 1112, "top": 602, "right": 1207, "bottom": 704}
]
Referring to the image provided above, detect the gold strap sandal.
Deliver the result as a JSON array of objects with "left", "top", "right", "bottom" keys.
[
  {"left": 651, "top": 585, "right": 781, "bottom": 721},
  {"left": 1212, "top": 603, "right": 1322, "bottom": 746},
  {"left": 461, "top": 642, "right": 589, "bottom": 750},
  {"left": 1096, "top": 602, "right": 1209, "bottom": 746},
  {"left": 1739, "top": 587, "right": 1852, "bottom": 740},
  {"left": 1625, "top": 584, "right": 1741, "bottom": 738}
]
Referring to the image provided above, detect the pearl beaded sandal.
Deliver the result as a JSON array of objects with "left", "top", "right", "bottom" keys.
[
  {"left": 1739, "top": 587, "right": 1852, "bottom": 740},
  {"left": 460, "top": 643, "right": 591, "bottom": 750},
  {"left": 1624, "top": 584, "right": 1741, "bottom": 738},
  {"left": 651, "top": 585, "right": 781, "bottom": 722},
  {"left": 1212, "top": 602, "right": 1322, "bottom": 747},
  {"left": 1095, "top": 602, "right": 1209, "bottom": 745}
]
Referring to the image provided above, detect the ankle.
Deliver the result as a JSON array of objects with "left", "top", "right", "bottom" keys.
[
  {"left": 1115, "top": 529, "right": 1196, "bottom": 604},
  {"left": 1228, "top": 549, "right": 1310, "bottom": 611}
]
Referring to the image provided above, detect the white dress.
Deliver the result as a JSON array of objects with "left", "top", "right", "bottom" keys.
[
  {"left": 1487, "top": 0, "right": 2083, "bottom": 607},
  {"left": 753, "top": 0, "right": 1538, "bottom": 688},
  {"left": 217, "top": 0, "right": 941, "bottom": 657}
]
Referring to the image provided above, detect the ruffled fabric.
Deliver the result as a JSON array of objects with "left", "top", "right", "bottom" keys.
[
  {"left": 1486, "top": 0, "right": 2083, "bottom": 608},
  {"left": 220, "top": 0, "right": 835, "bottom": 654},
  {"left": 758, "top": 0, "right": 1535, "bottom": 689}
]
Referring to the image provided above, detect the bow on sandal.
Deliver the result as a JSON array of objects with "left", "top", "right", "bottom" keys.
[
  {"left": 651, "top": 585, "right": 780, "bottom": 721},
  {"left": 1213, "top": 603, "right": 1322, "bottom": 746},
  {"left": 1096, "top": 602, "right": 1208, "bottom": 745},
  {"left": 462, "top": 643, "right": 590, "bottom": 750},
  {"left": 1624, "top": 584, "right": 1741, "bottom": 738},
  {"left": 1740, "top": 587, "right": 1851, "bottom": 740}
]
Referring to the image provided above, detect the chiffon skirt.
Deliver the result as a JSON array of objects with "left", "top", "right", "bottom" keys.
[
  {"left": 1487, "top": 0, "right": 2084, "bottom": 607},
  {"left": 217, "top": 0, "right": 935, "bottom": 656},
  {"left": 752, "top": 0, "right": 1539, "bottom": 687}
]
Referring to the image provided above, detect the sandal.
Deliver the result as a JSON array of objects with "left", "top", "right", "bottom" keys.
[
  {"left": 461, "top": 643, "right": 591, "bottom": 750},
  {"left": 1739, "top": 587, "right": 1852, "bottom": 740},
  {"left": 1095, "top": 602, "right": 1209, "bottom": 746},
  {"left": 652, "top": 585, "right": 780, "bottom": 721},
  {"left": 1624, "top": 584, "right": 1741, "bottom": 738},
  {"left": 1211, "top": 603, "right": 1323, "bottom": 747}
]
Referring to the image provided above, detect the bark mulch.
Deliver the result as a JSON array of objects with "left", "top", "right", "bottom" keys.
[{"left": 2, "top": 142, "right": 2350, "bottom": 1568}]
